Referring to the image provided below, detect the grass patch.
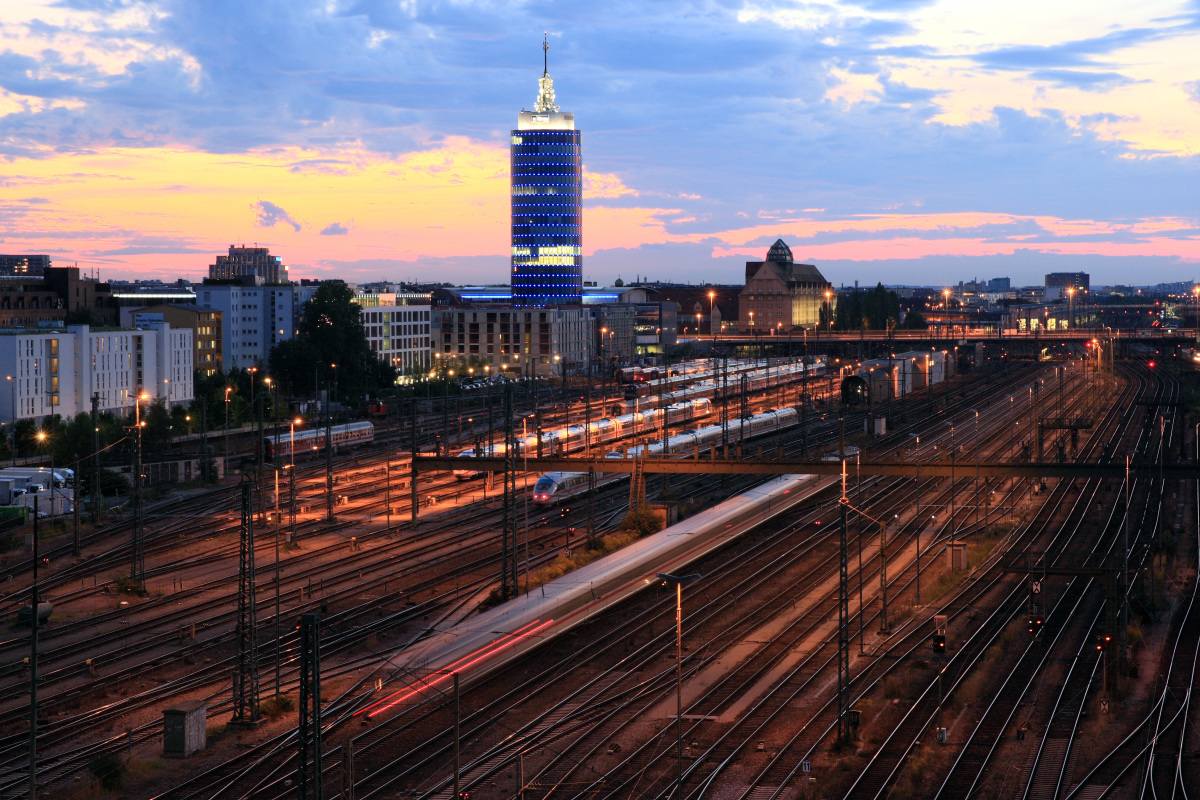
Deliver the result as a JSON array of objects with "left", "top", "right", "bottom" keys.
[
  {"left": 111, "top": 576, "right": 143, "bottom": 595},
  {"left": 259, "top": 694, "right": 295, "bottom": 719}
]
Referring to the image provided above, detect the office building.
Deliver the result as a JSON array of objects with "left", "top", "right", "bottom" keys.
[
  {"left": 510, "top": 37, "right": 583, "bottom": 306},
  {"left": 121, "top": 304, "right": 223, "bottom": 377},
  {"left": 353, "top": 289, "right": 432, "bottom": 377},
  {"left": 0, "top": 254, "right": 50, "bottom": 279},
  {"left": 0, "top": 265, "right": 116, "bottom": 328},
  {"left": 210, "top": 245, "right": 289, "bottom": 284},
  {"left": 197, "top": 282, "right": 295, "bottom": 370},
  {"left": 433, "top": 305, "right": 594, "bottom": 377},
  {"left": 361, "top": 305, "right": 432, "bottom": 377},
  {"left": 739, "top": 239, "right": 833, "bottom": 329},
  {"left": 1045, "top": 272, "right": 1090, "bottom": 293},
  {"left": 0, "top": 323, "right": 193, "bottom": 421}
]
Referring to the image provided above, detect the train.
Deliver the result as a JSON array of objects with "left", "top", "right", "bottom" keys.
[
  {"left": 616, "top": 358, "right": 722, "bottom": 384},
  {"left": 361, "top": 400, "right": 390, "bottom": 419},
  {"left": 531, "top": 407, "right": 799, "bottom": 505},
  {"left": 262, "top": 421, "right": 375, "bottom": 461},
  {"left": 453, "top": 443, "right": 516, "bottom": 480},
  {"left": 619, "top": 358, "right": 771, "bottom": 398},
  {"left": 611, "top": 359, "right": 825, "bottom": 415},
  {"left": 452, "top": 398, "right": 715, "bottom": 480},
  {"left": 373, "top": 472, "right": 835, "bottom": 716}
]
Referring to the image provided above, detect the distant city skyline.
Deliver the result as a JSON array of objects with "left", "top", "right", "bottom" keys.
[{"left": 0, "top": 1, "right": 1197, "bottom": 289}]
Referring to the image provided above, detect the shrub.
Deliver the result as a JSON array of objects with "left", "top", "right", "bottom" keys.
[
  {"left": 260, "top": 694, "right": 295, "bottom": 719},
  {"left": 88, "top": 752, "right": 126, "bottom": 791},
  {"left": 618, "top": 506, "right": 664, "bottom": 538}
]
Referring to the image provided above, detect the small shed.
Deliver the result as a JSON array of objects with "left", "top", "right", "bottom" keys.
[{"left": 163, "top": 701, "right": 207, "bottom": 757}]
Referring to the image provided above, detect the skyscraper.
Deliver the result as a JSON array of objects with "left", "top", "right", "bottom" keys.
[{"left": 510, "top": 36, "right": 582, "bottom": 306}]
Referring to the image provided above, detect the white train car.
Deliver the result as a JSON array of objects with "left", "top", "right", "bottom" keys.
[
  {"left": 531, "top": 407, "right": 799, "bottom": 505},
  {"left": 365, "top": 472, "right": 836, "bottom": 720},
  {"left": 531, "top": 398, "right": 712, "bottom": 456},
  {"left": 263, "top": 421, "right": 375, "bottom": 460}
]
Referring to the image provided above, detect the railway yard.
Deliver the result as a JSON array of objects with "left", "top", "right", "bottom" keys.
[{"left": 3, "top": 343, "right": 1198, "bottom": 800}]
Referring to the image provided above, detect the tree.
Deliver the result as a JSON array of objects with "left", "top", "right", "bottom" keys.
[
  {"left": 268, "top": 282, "right": 396, "bottom": 399},
  {"left": 902, "top": 309, "right": 929, "bottom": 330},
  {"left": 828, "top": 284, "right": 903, "bottom": 331}
]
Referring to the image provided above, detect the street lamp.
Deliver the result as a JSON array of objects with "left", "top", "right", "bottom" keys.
[
  {"left": 1067, "top": 287, "right": 1075, "bottom": 330},
  {"left": 37, "top": 430, "right": 53, "bottom": 518},
  {"left": 224, "top": 385, "right": 232, "bottom": 472},
  {"left": 708, "top": 290, "right": 716, "bottom": 337},
  {"left": 658, "top": 572, "right": 701, "bottom": 798},
  {"left": 290, "top": 417, "right": 301, "bottom": 467}
]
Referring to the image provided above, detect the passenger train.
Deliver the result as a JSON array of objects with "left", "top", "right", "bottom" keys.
[
  {"left": 531, "top": 407, "right": 799, "bottom": 505},
  {"left": 611, "top": 359, "right": 825, "bottom": 415},
  {"left": 452, "top": 399, "right": 713, "bottom": 480},
  {"left": 262, "top": 421, "right": 375, "bottom": 461}
]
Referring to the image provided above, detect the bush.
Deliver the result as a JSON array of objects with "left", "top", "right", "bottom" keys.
[
  {"left": 260, "top": 694, "right": 295, "bottom": 719},
  {"left": 112, "top": 576, "right": 143, "bottom": 595},
  {"left": 88, "top": 752, "right": 126, "bottom": 791},
  {"left": 618, "top": 506, "right": 664, "bottom": 538}
]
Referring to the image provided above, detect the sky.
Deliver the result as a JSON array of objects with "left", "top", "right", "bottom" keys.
[{"left": 1, "top": 0, "right": 1198, "bottom": 289}]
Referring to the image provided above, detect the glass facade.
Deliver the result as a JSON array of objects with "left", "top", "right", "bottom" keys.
[{"left": 510, "top": 130, "right": 583, "bottom": 306}]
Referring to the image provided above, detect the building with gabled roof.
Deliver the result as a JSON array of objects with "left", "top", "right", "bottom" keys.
[{"left": 738, "top": 239, "right": 833, "bottom": 330}]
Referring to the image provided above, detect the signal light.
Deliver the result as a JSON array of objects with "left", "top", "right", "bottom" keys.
[
  {"left": 932, "top": 633, "right": 946, "bottom": 654},
  {"left": 1027, "top": 615, "right": 1043, "bottom": 634}
]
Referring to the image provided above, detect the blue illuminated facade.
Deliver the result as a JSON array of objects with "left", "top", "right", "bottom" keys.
[{"left": 510, "top": 129, "right": 583, "bottom": 306}]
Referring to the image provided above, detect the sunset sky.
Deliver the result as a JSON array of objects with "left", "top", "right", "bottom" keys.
[{"left": 1, "top": 0, "right": 1198, "bottom": 288}]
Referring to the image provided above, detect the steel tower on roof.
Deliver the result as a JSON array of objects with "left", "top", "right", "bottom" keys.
[{"left": 509, "top": 34, "right": 582, "bottom": 307}]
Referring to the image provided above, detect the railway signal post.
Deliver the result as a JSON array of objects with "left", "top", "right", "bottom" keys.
[{"left": 658, "top": 572, "right": 701, "bottom": 799}]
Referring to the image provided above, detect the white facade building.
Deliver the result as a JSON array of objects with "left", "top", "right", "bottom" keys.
[
  {"left": 0, "top": 323, "right": 193, "bottom": 421},
  {"left": 360, "top": 305, "right": 432, "bottom": 376},
  {"left": 198, "top": 282, "right": 295, "bottom": 370},
  {"left": 353, "top": 292, "right": 433, "bottom": 377}
]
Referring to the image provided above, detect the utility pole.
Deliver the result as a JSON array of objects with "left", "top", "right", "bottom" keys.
[
  {"left": 325, "top": 380, "right": 334, "bottom": 523},
  {"left": 502, "top": 384, "right": 518, "bottom": 599},
  {"left": 410, "top": 396, "right": 418, "bottom": 527},
  {"left": 232, "top": 481, "right": 260, "bottom": 725},
  {"left": 72, "top": 467, "right": 80, "bottom": 556},
  {"left": 298, "top": 613, "right": 322, "bottom": 800},
  {"left": 130, "top": 395, "right": 145, "bottom": 589},
  {"left": 837, "top": 418, "right": 851, "bottom": 744},
  {"left": 29, "top": 496, "right": 39, "bottom": 800},
  {"left": 90, "top": 393, "right": 100, "bottom": 524}
]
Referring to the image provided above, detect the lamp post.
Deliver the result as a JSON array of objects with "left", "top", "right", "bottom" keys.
[
  {"left": 37, "top": 430, "right": 51, "bottom": 519},
  {"left": 224, "top": 385, "right": 232, "bottom": 474},
  {"left": 658, "top": 572, "right": 701, "bottom": 799},
  {"left": 1067, "top": 287, "right": 1075, "bottom": 330},
  {"left": 708, "top": 290, "right": 716, "bottom": 338}
]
